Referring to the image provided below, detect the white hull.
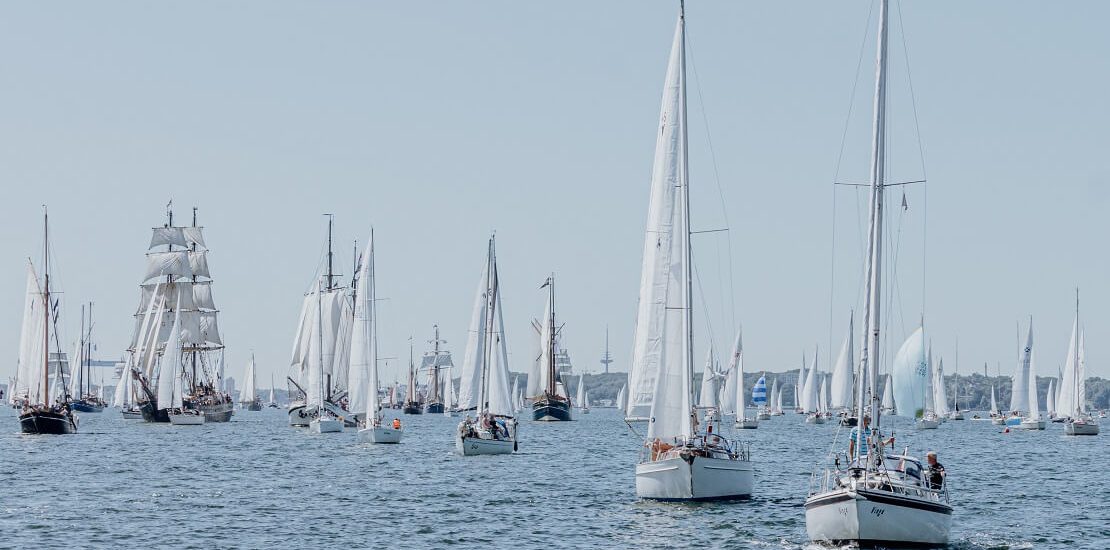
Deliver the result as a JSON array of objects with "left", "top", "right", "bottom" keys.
[
  {"left": 916, "top": 419, "right": 939, "bottom": 430},
  {"left": 310, "top": 418, "right": 342, "bottom": 433},
  {"left": 580, "top": 408, "right": 590, "bottom": 415},
  {"left": 455, "top": 434, "right": 514, "bottom": 455},
  {"left": 735, "top": 419, "right": 759, "bottom": 429},
  {"left": 357, "top": 426, "right": 402, "bottom": 443},
  {"left": 288, "top": 403, "right": 311, "bottom": 427},
  {"left": 169, "top": 413, "right": 205, "bottom": 425},
  {"left": 635, "top": 455, "right": 753, "bottom": 500},
  {"left": 1017, "top": 419, "right": 1046, "bottom": 430},
  {"left": 1065, "top": 420, "right": 1099, "bottom": 436},
  {"left": 990, "top": 417, "right": 1006, "bottom": 425},
  {"left": 805, "top": 414, "right": 825, "bottom": 425},
  {"left": 806, "top": 488, "right": 951, "bottom": 546},
  {"left": 756, "top": 412, "right": 771, "bottom": 421}
]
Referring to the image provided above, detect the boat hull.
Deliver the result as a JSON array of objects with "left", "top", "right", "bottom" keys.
[
  {"left": 915, "top": 419, "right": 939, "bottom": 430},
  {"left": 532, "top": 398, "right": 572, "bottom": 422},
  {"left": 139, "top": 401, "right": 170, "bottom": 423},
  {"left": 70, "top": 401, "right": 104, "bottom": 413},
  {"left": 402, "top": 402, "right": 423, "bottom": 415},
  {"left": 169, "top": 413, "right": 205, "bottom": 425},
  {"left": 358, "top": 426, "right": 403, "bottom": 444},
  {"left": 990, "top": 417, "right": 1006, "bottom": 425},
  {"left": 311, "top": 418, "right": 343, "bottom": 433},
  {"left": 805, "top": 488, "right": 952, "bottom": 546},
  {"left": 121, "top": 409, "right": 143, "bottom": 420},
  {"left": 1065, "top": 420, "right": 1099, "bottom": 436},
  {"left": 1017, "top": 419, "right": 1045, "bottom": 430},
  {"left": 288, "top": 402, "right": 357, "bottom": 427},
  {"left": 197, "top": 400, "right": 234, "bottom": 422},
  {"left": 805, "top": 415, "right": 826, "bottom": 425},
  {"left": 242, "top": 401, "right": 263, "bottom": 412},
  {"left": 19, "top": 409, "right": 78, "bottom": 434},
  {"left": 424, "top": 402, "right": 445, "bottom": 414},
  {"left": 735, "top": 419, "right": 759, "bottom": 429},
  {"left": 635, "top": 455, "right": 753, "bottom": 500},
  {"left": 757, "top": 412, "right": 772, "bottom": 421},
  {"left": 455, "top": 434, "right": 514, "bottom": 455}
]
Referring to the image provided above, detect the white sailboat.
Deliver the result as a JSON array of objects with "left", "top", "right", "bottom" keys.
[
  {"left": 1046, "top": 379, "right": 1056, "bottom": 420},
  {"left": 803, "top": 349, "right": 824, "bottom": 425},
  {"left": 1017, "top": 323, "right": 1045, "bottom": 430},
  {"left": 1006, "top": 322, "right": 1033, "bottom": 428},
  {"left": 309, "top": 279, "right": 342, "bottom": 434},
  {"left": 830, "top": 312, "right": 855, "bottom": 421},
  {"left": 288, "top": 216, "right": 355, "bottom": 428},
  {"left": 1061, "top": 293, "right": 1098, "bottom": 436},
  {"left": 948, "top": 342, "right": 965, "bottom": 420},
  {"left": 353, "top": 235, "right": 401, "bottom": 444},
  {"left": 769, "top": 378, "right": 783, "bottom": 416},
  {"left": 634, "top": 3, "right": 752, "bottom": 501},
  {"left": 917, "top": 344, "right": 940, "bottom": 430},
  {"left": 615, "top": 383, "right": 627, "bottom": 412},
  {"left": 239, "top": 354, "right": 262, "bottom": 411},
  {"left": 268, "top": 374, "right": 278, "bottom": 408},
  {"left": 455, "top": 236, "right": 518, "bottom": 455},
  {"left": 576, "top": 375, "right": 590, "bottom": 414},
  {"left": 806, "top": 2, "right": 953, "bottom": 543},
  {"left": 732, "top": 332, "right": 757, "bottom": 429}
]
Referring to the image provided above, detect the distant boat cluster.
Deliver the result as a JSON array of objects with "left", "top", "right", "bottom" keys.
[{"left": 7, "top": 2, "right": 1105, "bottom": 548}]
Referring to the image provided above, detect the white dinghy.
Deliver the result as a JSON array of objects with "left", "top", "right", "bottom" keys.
[
  {"left": 455, "top": 236, "right": 518, "bottom": 456},
  {"left": 634, "top": 3, "right": 752, "bottom": 501},
  {"left": 806, "top": 2, "right": 953, "bottom": 545},
  {"left": 350, "top": 234, "right": 402, "bottom": 444}
]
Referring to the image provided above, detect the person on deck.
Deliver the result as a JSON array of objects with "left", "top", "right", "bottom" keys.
[
  {"left": 926, "top": 451, "right": 945, "bottom": 490},
  {"left": 847, "top": 415, "right": 895, "bottom": 460}
]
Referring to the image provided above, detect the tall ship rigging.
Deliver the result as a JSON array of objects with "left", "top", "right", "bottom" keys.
[
  {"left": 128, "top": 206, "right": 233, "bottom": 423},
  {"left": 402, "top": 341, "right": 423, "bottom": 415},
  {"left": 421, "top": 325, "right": 452, "bottom": 414},
  {"left": 531, "top": 275, "right": 572, "bottom": 421},
  {"left": 287, "top": 215, "right": 356, "bottom": 427},
  {"left": 16, "top": 209, "right": 79, "bottom": 434}
]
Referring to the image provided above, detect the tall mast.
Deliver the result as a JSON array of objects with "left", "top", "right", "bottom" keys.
[
  {"left": 547, "top": 274, "right": 557, "bottom": 395},
  {"left": 430, "top": 325, "right": 442, "bottom": 401},
  {"left": 325, "top": 214, "right": 335, "bottom": 290},
  {"left": 1074, "top": 288, "right": 1080, "bottom": 415},
  {"left": 42, "top": 208, "right": 51, "bottom": 404},
  {"left": 478, "top": 236, "right": 497, "bottom": 413},
  {"left": 79, "top": 303, "right": 86, "bottom": 397},
  {"left": 601, "top": 325, "right": 613, "bottom": 374},
  {"left": 859, "top": 0, "right": 889, "bottom": 461},
  {"left": 677, "top": 0, "right": 695, "bottom": 432}
]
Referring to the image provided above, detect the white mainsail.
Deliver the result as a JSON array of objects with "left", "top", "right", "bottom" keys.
[
  {"left": 933, "top": 358, "right": 949, "bottom": 417},
  {"left": 157, "top": 295, "right": 183, "bottom": 409},
  {"left": 990, "top": 384, "right": 999, "bottom": 414},
  {"left": 720, "top": 330, "right": 742, "bottom": 416},
  {"left": 616, "top": 383, "right": 627, "bottom": 411},
  {"left": 1057, "top": 316, "right": 1081, "bottom": 417},
  {"left": 627, "top": 6, "right": 683, "bottom": 423},
  {"left": 456, "top": 260, "right": 490, "bottom": 411},
  {"left": 240, "top": 355, "right": 258, "bottom": 404},
  {"left": 483, "top": 241, "right": 514, "bottom": 417},
  {"left": 1027, "top": 349, "right": 1040, "bottom": 419},
  {"left": 574, "top": 375, "right": 583, "bottom": 409},
  {"left": 1011, "top": 322, "right": 1033, "bottom": 414},
  {"left": 697, "top": 349, "right": 719, "bottom": 409},
  {"left": 1046, "top": 379, "right": 1055, "bottom": 417},
  {"left": 801, "top": 350, "right": 819, "bottom": 413},
  {"left": 830, "top": 313, "right": 854, "bottom": 410},
  {"left": 15, "top": 262, "right": 46, "bottom": 405},
  {"left": 891, "top": 327, "right": 926, "bottom": 417},
  {"left": 349, "top": 236, "right": 375, "bottom": 417}
]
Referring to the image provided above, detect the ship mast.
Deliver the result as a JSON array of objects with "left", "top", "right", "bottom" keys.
[
  {"left": 42, "top": 208, "right": 51, "bottom": 405},
  {"left": 546, "top": 275, "right": 557, "bottom": 396}
]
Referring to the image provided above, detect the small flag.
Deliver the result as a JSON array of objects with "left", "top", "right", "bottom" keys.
[{"left": 901, "top": 192, "right": 908, "bottom": 211}]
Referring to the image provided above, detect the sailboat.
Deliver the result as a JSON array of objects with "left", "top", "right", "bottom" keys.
[
  {"left": 1006, "top": 322, "right": 1033, "bottom": 427},
  {"left": 131, "top": 207, "right": 233, "bottom": 423},
  {"left": 352, "top": 235, "right": 401, "bottom": 444},
  {"left": 616, "top": 383, "right": 627, "bottom": 412},
  {"left": 830, "top": 312, "right": 855, "bottom": 426},
  {"left": 16, "top": 211, "right": 79, "bottom": 435},
  {"left": 455, "top": 236, "right": 518, "bottom": 455},
  {"left": 748, "top": 374, "right": 768, "bottom": 427},
  {"left": 268, "top": 374, "right": 278, "bottom": 408},
  {"left": 948, "top": 342, "right": 965, "bottom": 420},
  {"left": 805, "top": 2, "right": 954, "bottom": 544},
  {"left": 239, "top": 354, "right": 262, "bottom": 411},
  {"left": 401, "top": 342, "right": 423, "bottom": 415},
  {"left": 113, "top": 354, "right": 142, "bottom": 418},
  {"left": 769, "top": 378, "right": 784, "bottom": 416},
  {"left": 1046, "top": 379, "right": 1056, "bottom": 420},
  {"left": 288, "top": 216, "right": 355, "bottom": 427},
  {"left": 70, "top": 303, "right": 106, "bottom": 413},
  {"left": 421, "top": 325, "right": 452, "bottom": 414},
  {"left": 576, "top": 374, "right": 590, "bottom": 414},
  {"left": 308, "top": 277, "right": 343, "bottom": 434},
  {"left": 531, "top": 275, "right": 572, "bottom": 421},
  {"left": 443, "top": 363, "right": 457, "bottom": 417},
  {"left": 1061, "top": 292, "right": 1098, "bottom": 436},
  {"left": 732, "top": 332, "right": 758, "bottom": 429},
  {"left": 160, "top": 295, "right": 203, "bottom": 426},
  {"left": 803, "top": 349, "right": 824, "bottom": 425},
  {"left": 1015, "top": 322, "right": 1045, "bottom": 430},
  {"left": 916, "top": 343, "right": 940, "bottom": 430},
  {"left": 633, "top": 3, "right": 753, "bottom": 501}
]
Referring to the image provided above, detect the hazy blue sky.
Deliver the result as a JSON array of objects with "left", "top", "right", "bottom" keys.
[{"left": 2, "top": 1, "right": 1108, "bottom": 389}]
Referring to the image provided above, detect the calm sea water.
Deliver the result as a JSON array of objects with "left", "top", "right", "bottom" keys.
[{"left": 1, "top": 406, "right": 1107, "bottom": 549}]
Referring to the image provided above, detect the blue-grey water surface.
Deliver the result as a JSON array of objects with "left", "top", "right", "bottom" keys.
[{"left": 1, "top": 406, "right": 1107, "bottom": 549}]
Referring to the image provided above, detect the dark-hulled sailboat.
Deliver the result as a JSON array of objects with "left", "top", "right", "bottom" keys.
[
  {"left": 69, "top": 303, "right": 107, "bottom": 413},
  {"left": 531, "top": 275, "right": 571, "bottom": 422},
  {"left": 17, "top": 209, "right": 79, "bottom": 435},
  {"left": 422, "top": 325, "right": 452, "bottom": 414},
  {"left": 402, "top": 341, "right": 423, "bottom": 415}
]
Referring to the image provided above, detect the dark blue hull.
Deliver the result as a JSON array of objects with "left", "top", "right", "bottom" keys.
[
  {"left": 532, "top": 398, "right": 572, "bottom": 422},
  {"left": 424, "top": 402, "right": 445, "bottom": 414},
  {"left": 71, "top": 401, "right": 105, "bottom": 413}
]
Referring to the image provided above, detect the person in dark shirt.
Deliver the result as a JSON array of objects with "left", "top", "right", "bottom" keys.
[{"left": 926, "top": 451, "right": 945, "bottom": 490}]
